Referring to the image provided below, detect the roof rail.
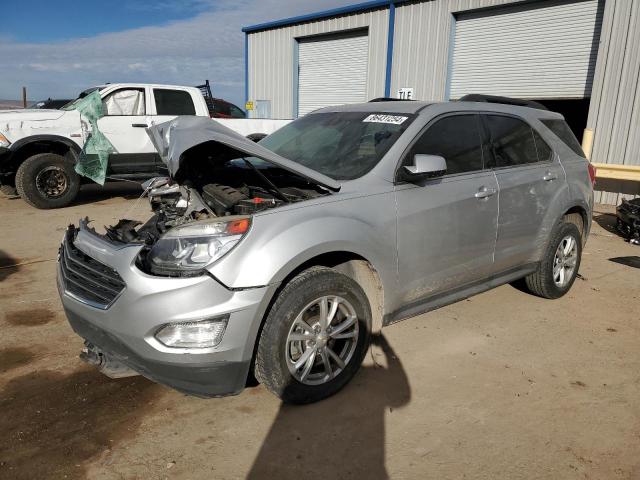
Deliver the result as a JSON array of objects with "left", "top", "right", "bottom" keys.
[
  {"left": 368, "top": 97, "right": 414, "bottom": 102},
  {"left": 458, "top": 94, "right": 548, "bottom": 111}
]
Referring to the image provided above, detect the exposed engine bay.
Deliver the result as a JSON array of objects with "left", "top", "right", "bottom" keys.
[{"left": 104, "top": 155, "right": 328, "bottom": 246}]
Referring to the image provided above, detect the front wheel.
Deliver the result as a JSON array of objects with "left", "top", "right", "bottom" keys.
[
  {"left": 524, "top": 222, "right": 582, "bottom": 299},
  {"left": 15, "top": 153, "right": 80, "bottom": 209},
  {"left": 255, "top": 267, "right": 371, "bottom": 404}
]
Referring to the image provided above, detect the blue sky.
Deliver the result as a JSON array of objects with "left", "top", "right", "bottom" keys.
[{"left": 1, "top": 0, "right": 353, "bottom": 106}]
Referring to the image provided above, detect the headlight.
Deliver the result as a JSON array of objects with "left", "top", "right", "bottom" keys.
[
  {"left": 146, "top": 217, "right": 250, "bottom": 276},
  {"left": 0, "top": 132, "right": 10, "bottom": 147},
  {"left": 155, "top": 316, "right": 228, "bottom": 349}
]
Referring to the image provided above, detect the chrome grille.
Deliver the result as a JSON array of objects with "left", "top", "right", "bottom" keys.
[{"left": 58, "top": 228, "right": 126, "bottom": 309}]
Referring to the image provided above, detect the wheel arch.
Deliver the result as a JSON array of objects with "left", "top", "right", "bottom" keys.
[
  {"left": 562, "top": 204, "right": 590, "bottom": 245},
  {"left": 4, "top": 135, "right": 81, "bottom": 176},
  {"left": 246, "top": 250, "right": 385, "bottom": 387}
]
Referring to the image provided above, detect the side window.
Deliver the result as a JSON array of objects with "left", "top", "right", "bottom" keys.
[
  {"left": 154, "top": 89, "right": 196, "bottom": 115},
  {"left": 229, "top": 103, "right": 246, "bottom": 119},
  {"left": 484, "top": 115, "right": 539, "bottom": 167},
  {"left": 532, "top": 129, "right": 553, "bottom": 162},
  {"left": 102, "top": 89, "right": 145, "bottom": 116},
  {"left": 540, "top": 119, "right": 585, "bottom": 157},
  {"left": 408, "top": 114, "right": 483, "bottom": 175}
]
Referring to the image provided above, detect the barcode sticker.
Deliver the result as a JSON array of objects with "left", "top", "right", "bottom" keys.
[{"left": 363, "top": 114, "right": 408, "bottom": 125}]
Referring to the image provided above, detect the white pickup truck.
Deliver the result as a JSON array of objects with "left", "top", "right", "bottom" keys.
[{"left": 0, "top": 83, "right": 290, "bottom": 208}]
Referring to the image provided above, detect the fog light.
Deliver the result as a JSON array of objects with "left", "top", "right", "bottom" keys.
[{"left": 155, "top": 316, "right": 228, "bottom": 348}]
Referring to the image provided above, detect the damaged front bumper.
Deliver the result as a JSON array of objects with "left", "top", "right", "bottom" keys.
[{"left": 57, "top": 219, "right": 276, "bottom": 397}]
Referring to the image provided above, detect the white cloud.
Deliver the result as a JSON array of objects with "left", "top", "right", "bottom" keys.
[{"left": 1, "top": 0, "right": 353, "bottom": 106}]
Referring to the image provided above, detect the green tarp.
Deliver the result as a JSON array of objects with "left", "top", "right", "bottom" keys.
[{"left": 72, "top": 90, "right": 115, "bottom": 185}]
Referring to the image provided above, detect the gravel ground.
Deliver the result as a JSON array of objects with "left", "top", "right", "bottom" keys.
[{"left": 0, "top": 184, "right": 639, "bottom": 480}]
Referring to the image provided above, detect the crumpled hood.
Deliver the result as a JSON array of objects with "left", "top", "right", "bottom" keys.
[
  {"left": 0, "top": 109, "right": 68, "bottom": 122},
  {"left": 146, "top": 116, "right": 341, "bottom": 191}
]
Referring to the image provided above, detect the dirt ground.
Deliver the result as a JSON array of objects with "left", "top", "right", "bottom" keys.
[{"left": 0, "top": 183, "right": 639, "bottom": 480}]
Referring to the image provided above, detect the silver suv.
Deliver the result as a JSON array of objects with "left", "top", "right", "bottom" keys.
[{"left": 57, "top": 98, "right": 595, "bottom": 404}]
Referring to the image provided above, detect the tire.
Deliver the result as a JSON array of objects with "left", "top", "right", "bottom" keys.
[
  {"left": 523, "top": 222, "right": 582, "bottom": 299},
  {"left": 255, "top": 267, "right": 371, "bottom": 404},
  {"left": 15, "top": 153, "right": 80, "bottom": 209}
]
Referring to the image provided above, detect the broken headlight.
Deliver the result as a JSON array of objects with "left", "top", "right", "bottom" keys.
[{"left": 146, "top": 217, "right": 250, "bottom": 276}]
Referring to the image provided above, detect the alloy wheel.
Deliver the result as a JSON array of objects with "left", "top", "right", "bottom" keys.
[
  {"left": 553, "top": 235, "right": 578, "bottom": 287},
  {"left": 285, "top": 295, "right": 359, "bottom": 385}
]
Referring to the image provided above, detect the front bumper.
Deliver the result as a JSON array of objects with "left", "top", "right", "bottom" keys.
[{"left": 57, "top": 221, "right": 277, "bottom": 397}]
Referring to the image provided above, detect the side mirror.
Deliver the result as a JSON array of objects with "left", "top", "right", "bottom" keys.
[{"left": 401, "top": 154, "right": 447, "bottom": 181}]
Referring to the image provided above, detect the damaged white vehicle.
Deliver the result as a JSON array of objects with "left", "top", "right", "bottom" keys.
[
  {"left": 0, "top": 83, "right": 288, "bottom": 208},
  {"left": 57, "top": 100, "right": 593, "bottom": 403}
]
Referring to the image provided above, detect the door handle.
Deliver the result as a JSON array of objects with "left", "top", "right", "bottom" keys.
[
  {"left": 475, "top": 186, "right": 497, "bottom": 199},
  {"left": 543, "top": 171, "right": 558, "bottom": 181},
  {"left": 131, "top": 123, "right": 148, "bottom": 128}
]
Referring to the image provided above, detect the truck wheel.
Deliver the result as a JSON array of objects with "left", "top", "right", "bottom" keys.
[
  {"left": 255, "top": 267, "right": 371, "bottom": 404},
  {"left": 523, "top": 222, "right": 582, "bottom": 299},
  {"left": 15, "top": 153, "right": 80, "bottom": 209}
]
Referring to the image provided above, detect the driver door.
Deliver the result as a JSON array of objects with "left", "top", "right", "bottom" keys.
[
  {"left": 97, "top": 87, "right": 158, "bottom": 174},
  {"left": 394, "top": 113, "right": 499, "bottom": 309}
]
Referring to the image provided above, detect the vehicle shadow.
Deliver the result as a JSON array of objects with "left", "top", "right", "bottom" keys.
[
  {"left": 247, "top": 334, "right": 411, "bottom": 480},
  {"left": 593, "top": 212, "right": 622, "bottom": 236},
  {"left": 609, "top": 256, "right": 640, "bottom": 269},
  {"left": 0, "top": 250, "right": 20, "bottom": 283},
  {"left": 0, "top": 366, "right": 160, "bottom": 480},
  {"left": 71, "top": 181, "right": 143, "bottom": 207}
]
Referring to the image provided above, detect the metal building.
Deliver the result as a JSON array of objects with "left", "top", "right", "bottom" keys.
[{"left": 243, "top": 0, "right": 640, "bottom": 204}]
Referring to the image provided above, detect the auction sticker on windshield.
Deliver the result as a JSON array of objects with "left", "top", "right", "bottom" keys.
[{"left": 363, "top": 114, "right": 408, "bottom": 125}]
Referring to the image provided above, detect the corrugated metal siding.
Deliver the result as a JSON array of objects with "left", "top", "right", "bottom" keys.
[
  {"left": 391, "top": 0, "right": 523, "bottom": 101},
  {"left": 247, "top": 8, "right": 389, "bottom": 119},
  {"left": 298, "top": 33, "right": 369, "bottom": 115},
  {"left": 587, "top": 0, "right": 640, "bottom": 204},
  {"left": 450, "top": 0, "right": 601, "bottom": 99}
]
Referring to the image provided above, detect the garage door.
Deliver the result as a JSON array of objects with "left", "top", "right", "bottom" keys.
[
  {"left": 298, "top": 32, "right": 369, "bottom": 116},
  {"left": 450, "top": 0, "right": 603, "bottom": 99}
]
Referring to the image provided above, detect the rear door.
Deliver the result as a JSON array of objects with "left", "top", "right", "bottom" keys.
[
  {"left": 395, "top": 113, "right": 499, "bottom": 308},
  {"left": 482, "top": 114, "right": 566, "bottom": 272},
  {"left": 98, "top": 87, "right": 158, "bottom": 173}
]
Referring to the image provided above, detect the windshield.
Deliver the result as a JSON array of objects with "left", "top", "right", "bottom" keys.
[
  {"left": 258, "top": 112, "right": 414, "bottom": 180},
  {"left": 61, "top": 87, "right": 105, "bottom": 111}
]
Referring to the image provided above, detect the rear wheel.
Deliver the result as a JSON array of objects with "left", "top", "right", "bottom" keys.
[
  {"left": 15, "top": 153, "right": 80, "bottom": 209},
  {"left": 523, "top": 222, "right": 582, "bottom": 299},
  {"left": 255, "top": 267, "right": 371, "bottom": 404}
]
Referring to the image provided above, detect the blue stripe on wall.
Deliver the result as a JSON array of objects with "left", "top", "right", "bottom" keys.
[{"left": 384, "top": 2, "right": 396, "bottom": 98}]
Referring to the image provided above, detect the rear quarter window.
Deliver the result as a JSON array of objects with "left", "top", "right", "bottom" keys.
[{"left": 540, "top": 119, "right": 585, "bottom": 157}]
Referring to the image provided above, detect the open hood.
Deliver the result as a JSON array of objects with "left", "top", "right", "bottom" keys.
[{"left": 146, "top": 116, "right": 341, "bottom": 191}]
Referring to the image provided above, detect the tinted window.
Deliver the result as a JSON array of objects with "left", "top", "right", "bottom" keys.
[
  {"left": 154, "top": 89, "right": 196, "bottom": 115},
  {"left": 541, "top": 119, "right": 585, "bottom": 157},
  {"left": 408, "top": 115, "right": 483, "bottom": 174},
  {"left": 532, "top": 129, "right": 553, "bottom": 162},
  {"left": 484, "top": 115, "right": 538, "bottom": 167},
  {"left": 259, "top": 112, "right": 414, "bottom": 180}
]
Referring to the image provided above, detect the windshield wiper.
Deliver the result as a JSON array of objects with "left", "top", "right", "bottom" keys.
[{"left": 242, "top": 157, "right": 291, "bottom": 203}]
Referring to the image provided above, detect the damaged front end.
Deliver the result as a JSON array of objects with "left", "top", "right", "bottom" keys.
[{"left": 103, "top": 116, "right": 336, "bottom": 277}]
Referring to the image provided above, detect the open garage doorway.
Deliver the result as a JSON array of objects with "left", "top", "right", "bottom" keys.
[{"left": 533, "top": 98, "right": 591, "bottom": 143}]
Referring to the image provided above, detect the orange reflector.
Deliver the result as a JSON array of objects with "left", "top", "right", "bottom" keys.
[{"left": 226, "top": 218, "right": 250, "bottom": 235}]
